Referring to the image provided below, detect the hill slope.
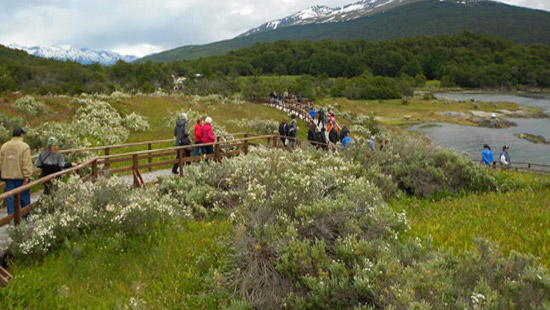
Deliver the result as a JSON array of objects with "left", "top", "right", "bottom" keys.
[{"left": 140, "top": 0, "right": 550, "bottom": 62}]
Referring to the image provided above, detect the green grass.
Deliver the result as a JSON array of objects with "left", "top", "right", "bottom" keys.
[
  {"left": 0, "top": 219, "right": 234, "bottom": 309},
  {"left": 391, "top": 172, "right": 550, "bottom": 267}
]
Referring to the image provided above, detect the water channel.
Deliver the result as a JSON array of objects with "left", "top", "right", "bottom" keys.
[{"left": 408, "top": 93, "right": 550, "bottom": 164}]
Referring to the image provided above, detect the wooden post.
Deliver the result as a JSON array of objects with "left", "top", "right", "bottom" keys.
[
  {"left": 492, "top": 161, "right": 496, "bottom": 169},
  {"left": 132, "top": 154, "right": 139, "bottom": 187},
  {"left": 178, "top": 148, "right": 184, "bottom": 177},
  {"left": 104, "top": 147, "right": 110, "bottom": 171},
  {"left": 92, "top": 159, "right": 98, "bottom": 182},
  {"left": 243, "top": 133, "right": 249, "bottom": 155},
  {"left": 14, "top": 193, "right": 21, "bottom": 225},
  {"left": 215, "top": 143, "right": 222, "bottom": 162},
  {"left": 148, "top": 143, "right": 153, "bottom": 172},
  {"left": 528, "top": 163, "right": 531, "bottom": 171},
  {"left": 267, "top": 136, "right": 271, "bottom": 147},
  {"left": 273, "top": 135, "right": 277, "bottom": 148}
]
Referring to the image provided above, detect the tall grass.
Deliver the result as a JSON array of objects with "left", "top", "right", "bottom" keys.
[{"left": 0, "top": 220, "right": 233, "bottom": 309}]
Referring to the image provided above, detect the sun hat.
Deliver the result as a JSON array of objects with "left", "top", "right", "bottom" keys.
[{"left": 47, "top": 136, "right": 59, "bottom": 146}]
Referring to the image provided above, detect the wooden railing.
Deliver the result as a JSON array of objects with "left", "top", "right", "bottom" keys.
[
  {"left": 0, "top": 133, "right": 308, "bottom": 229},
  {"left": 476, "top": 159, "right": 550, "bottom": 174}
]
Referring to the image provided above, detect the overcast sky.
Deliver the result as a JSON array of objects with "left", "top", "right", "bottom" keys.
[{"left": 0, "top": 0, "right": 548, "bottom": 57}]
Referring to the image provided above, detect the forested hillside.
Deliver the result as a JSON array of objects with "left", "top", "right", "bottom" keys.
[
  {"left": 1, "top": 32, "right": 549, "bottom": 99},
  {"left": 141, "top": 0, "right": 550, "bottom": 62}
]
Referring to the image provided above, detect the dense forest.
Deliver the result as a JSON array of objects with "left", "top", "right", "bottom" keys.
[{"left": 1, "top": 32, "right": 549, "bottom": 99}]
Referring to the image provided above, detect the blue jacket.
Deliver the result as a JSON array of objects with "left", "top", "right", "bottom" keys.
[
  {"left": 482, "top": 149, "right": 494, "bottom": 165},
  {"left": 342, "top": 136, "right": 353, "bottom": 150},
  {"left": 309, "top": 109, "right": 316, "bottom": 119}
]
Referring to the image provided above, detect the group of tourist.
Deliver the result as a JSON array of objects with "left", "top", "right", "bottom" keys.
[
  {"left": 481, "top": 144, "right": 511, "bottom": 167},
  {"left": 171, "top": 113, "right": 216, "bottom": 174},
  {"left": 0, "top": 127, "right": 76, "bottom": 217},
  {"left": 269, "top": 90, "right": 303, "bottom": 105}
]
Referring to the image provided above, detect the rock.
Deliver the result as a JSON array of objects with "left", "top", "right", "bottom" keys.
[
  {"left": 516, "top": 133, "right": 550, "bottom": 144},
  {"left": 473, "top": 118, "right": 516, "bottom": 128}
]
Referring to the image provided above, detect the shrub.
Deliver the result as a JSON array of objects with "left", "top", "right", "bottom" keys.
[
  {"left": 123, "top": 112, "right": 150, "bottom": 132},
  {"left": 6, "top": 176, "right": 186, "bottom": 260},
  {"left": 13, "top": 95, "right": 47, "bottom": 115}
]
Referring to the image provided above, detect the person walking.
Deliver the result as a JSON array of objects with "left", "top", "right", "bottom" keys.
[
  {"left": 279, "top": 119, "right": 289, "bottom": 146},
  {"left": 329, "top": 126, "right": 339, "bottom": 145},
  {"left": 297, "top": 93, "right": 302, "bottom": 103},
  {"left": 307, "top": 125, "right": 316, "bottom": 147},
  {"left": 201, "top": 117, "right": 216, "bottom": 155},
  {"left": 369, "top": 135, "right": 376, "bottom": 151},
  {"left": 342, "top": 132, "right": 353, "bottom": 150},
  {"left": 481, "top": 144, "right": 494, "bottom": 165},
  {"left": 288, "top": 114, "right": 298, "bottom": 147},
  {"left": 309, "top": 108, "right": 316, "bottom": 120},
  {"left": 339, "top": 125, "right": 350, "bottom": 142},
  {"left": 0, "top": 127, "right": 32, "bottom": 216},
  {"left": 35, "top": 137, "right": 76, "bottom": 195},
  {"left": 317, "top": 108, "right": 325, "bottom": 128},
  {"left": 193, "top": 117, "right": 207, "bottom": 157},
  {"left": 379, "top": 139, "right": 389, "bottom": 152},
  {"left": 499, "top": 145, "right": 511, "bottom": 167},
  {"left": 172, "top": 113, "right": 191, "bottom": 174}
]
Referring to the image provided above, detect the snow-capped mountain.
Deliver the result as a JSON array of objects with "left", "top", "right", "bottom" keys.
[
  {"left": 7, "top": 44, "right": 138, "bottom": 65},
  {"left": 238, "top": 0, "right": 484, "bottom": 37}
]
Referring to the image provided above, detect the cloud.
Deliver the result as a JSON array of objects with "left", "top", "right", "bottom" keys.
[{"left": 0, "top": 0, "right": 547, "bottom": 56}]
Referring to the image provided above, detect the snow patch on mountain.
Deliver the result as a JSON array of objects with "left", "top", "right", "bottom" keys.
[{"left": 7, "top": 44, "right": 138, "bottom": 65}]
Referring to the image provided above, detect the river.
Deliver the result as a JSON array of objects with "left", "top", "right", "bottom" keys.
[{"left": 408, "top": 93, "right": 550, "bottom": 164}]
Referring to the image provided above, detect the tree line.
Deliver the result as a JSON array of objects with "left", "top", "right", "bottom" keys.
[{"left": 0, "top": 31, "right": 549, "bottom": 99}]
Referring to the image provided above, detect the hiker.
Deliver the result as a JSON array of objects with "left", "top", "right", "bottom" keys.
[
  {"left": 283, "top": 90, "right": 289, "bottom": 100},
  {"left": 316, "top": 128, "right": 328, "bottom": 150},
  {"left": 297, "top": 93, "right": 302, "bottom": 103},
  {"left": 201, "top": 117, "right": 216, "bottom": 155},
  {"left": 481, "top": 144, "right": 493, "bottom": 165},
  {"left": 35, "top": 137, "right": 76, "bottom": 195},
  {"left": 379, "top": 139, "right": 389, "bottom": 152},
  {"left": 193, "top": 117, "right": 207, "bottom": 156},
  {"left": 309, "top": 108, "right": 316, "bottom": 120},
  {"left": 277, "top": 93, "right": 283, "bottom": 106},
  {"left": 339, "top": 125, "right": 350, "bottom": 142},
  {"left": 327, "top": 119, "right": 338, "bottom": 132},
  {"left": 172, "top": 113, "right": 191, "bottom": 174},
  {"left": 342, "top": 132, "right": 353, "bottom": 150},
  {"left": 288, "top": 114, "right": 298, "bottom": 147},
  {"left": 328, "top": 109, "right": 335, "bottom": 123},
  {"left": 0, "top": 127, "right": 32, "bottom": 216},
  {"left": 279, "top": 119, "right": 289, "bottom": 145},
  {"left": 269, "top": 91, "right": 276, "bottom": 104},
  {"left": 307, "top": 125, "right": 316, "bottom": 146},
  {"left": 317, "top": 108, "right": 325, "bottom": 128},
  {"left": 500, "top": 145, "right": 511, "bottom": 167},
  {"left": 329, "top": 125, "right": 339, "bottom": 145},
  {"left": 369, "top": 135, "right": 376, "bottom": 151}
]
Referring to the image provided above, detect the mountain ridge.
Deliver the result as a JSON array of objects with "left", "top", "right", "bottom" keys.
[
  {"left": 139, "top": 0, "right": 550, "bottom": 63},
  {"left": 8, "top": 44, "right": 138, "bottom": 65}
]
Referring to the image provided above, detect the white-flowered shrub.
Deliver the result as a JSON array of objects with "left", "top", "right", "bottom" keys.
[
  {"left": 7, "top": 176, "right": 188, "bottom": 258},
  {"left": 71, "top": 100, "right": 129, "bottom": 145},
  {"left": 123, "top": 112, "right": 150, "bottom": 132},
  {"left": 0, "top": 123, "right": 10, "bottom": 143},
  {"left": 227, "top": 118, "right": 278, "bottom": 135},
  {"left": 13, "top": 95, "right": 46, "bottom": 115}
]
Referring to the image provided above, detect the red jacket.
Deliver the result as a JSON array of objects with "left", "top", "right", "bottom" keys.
[
  {"left": 201, "top": 123, "right": 215, "bottom": 143},
  {"left": 194, "top": 124, "right": 202, "bottom": 142}
]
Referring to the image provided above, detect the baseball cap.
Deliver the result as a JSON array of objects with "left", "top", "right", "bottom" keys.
[{"left": 12, "top": 127, "right": 27, "bottom": 136}]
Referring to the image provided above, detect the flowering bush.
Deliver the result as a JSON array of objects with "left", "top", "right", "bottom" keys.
[
  {"left": 7, "top": 176, "right": 188, "bottom": 259},
  {"left": 123, "top": 112, "right": 150, "bottom": 132},
  {"left": 71, "top": 99, "right": 130, "bottom": 144},
  {"left": 13, "top": 95, "right": 46, "bottom": 115},
  {"left": 0, "top": 123, "right": 10, "bottom": 143},
  {"left": 227, "top": 118, "right": 278, "bottom": 135}
]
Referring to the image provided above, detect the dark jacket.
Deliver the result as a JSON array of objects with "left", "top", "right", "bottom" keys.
[
  {"left": 288, "top": 119, "right": 297, "bottom": 137},
  {"left": 279, "top": 122, "right": 288, "bottom": 136},
  {"left": 174, "top": 119, "right": 190, "bottom": 145},
  {"left": 339, "top": 126, "right": 350, "bottom": 142},
  {"left": 35, "top": 149, "right": 72, "bottom": 177},
  {"left": 307, "top": 129, "right": 315, "bottom": 142},
  {"left": 329, "top": 128, "right": 339, "bottom": 144}
]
